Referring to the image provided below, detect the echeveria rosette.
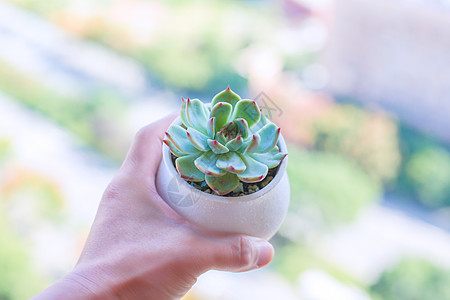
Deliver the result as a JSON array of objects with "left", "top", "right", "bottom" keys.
[{"left": 163, "top": 87, "right": 287, "bottom": 195}]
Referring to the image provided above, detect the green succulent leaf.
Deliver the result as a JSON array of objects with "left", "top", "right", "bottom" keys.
[
  {"left": 232, "top": 100, "right": 261, "bottom": 128},
  {"left": 256, "top": 123, "right": 280, "bottom": 153},
  {"left": 194, "top": 150, "right": 227, "bottom": 176},
  {"left": 207, "top": 117, "right": 216, "bottom": 139},
  {"left": 252, "top": 113, "right": 269, "bottom": 132},
  {"left": 186, "top": 127, "right": 209, "bottom": 151},
  {"left": 207, "top": 139, "right": 229, "bottom": 154},
  {"left": 215, "top": 131, "right": 228, "bottom": 145},
  {"left": 202, "top": 102, "right": 210, "bottom": 118},
  {"left": 180, "top": 98, "right": 191, "bottom": 128},
  {"left": 225, "top": 135, "right": 244, "bottom": 152},
  {"left": 210, "top": 102, "right": 233, "bottom": 132},
  {"left": 163, "top": 139, "right": 187, "bottom": 157},
  {"left": 219, "top": 122, "right": 235, "bottom": 141},
  {"left": 174, "top": 87, "right": 286, "bottom": 194},
  {"left": 250, "top": 147, "right": 287, "bottom": 168},
  {"left": 166, "top": 125, "right": 199, "bottom": 154},
  {"left": 244, "top": 134, "right": 261, "bottom": 154},
  {"left": 233, "top": 118, "right": 250, "bottom": 139},
  {"left": 175, "top": 153, "right": 205, "bottom": 182},
  {"left": 216, "top": 152, "right": 246, "bottom": 174},
  {"left": 211, "top": 86, "right": 241, "bottom": 108},
  {"left": 205, "top": 173, "right": 240, "bottom": 195},
  {"left": 237, "top": 154, "right": 269, "bottom": 183},
  {"left": 186, "top": 99, "right": 208, "bottom": 134}
]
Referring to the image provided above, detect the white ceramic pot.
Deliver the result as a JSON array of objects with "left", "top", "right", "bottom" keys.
[{"left": 156, "top": 118, "right": 290, "bottom": 240}]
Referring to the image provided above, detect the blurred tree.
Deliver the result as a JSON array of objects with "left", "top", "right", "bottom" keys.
[
  {"left": 312, "top": 104, "right": 401, "bottom": 184},
  {"left": 370, "top": 258, "right": 450, "bottom": 300},
  {"left": 405, "top": 147, "right": 450, "bottom": 208},
  {"left": 286, "top": 145, "right": 381, "bottom": 227},
  {"left": 396, "top": 125, "right": 450, "bottom": 208}
]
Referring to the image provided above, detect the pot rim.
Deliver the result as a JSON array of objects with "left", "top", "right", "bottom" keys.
[{"left": 161, "top": 116, "right": 288, "bottom": 203}]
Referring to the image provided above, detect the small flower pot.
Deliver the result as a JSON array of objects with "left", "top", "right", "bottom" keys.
[{"left": 156, "top": 117, "right": 290, "bottom": 239}]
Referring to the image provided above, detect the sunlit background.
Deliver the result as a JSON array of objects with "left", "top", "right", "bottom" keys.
[{"left": 1, "top": 0, "right": 450, "bottom": 299}]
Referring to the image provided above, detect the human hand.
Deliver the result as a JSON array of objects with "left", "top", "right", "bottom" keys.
[{"left": 32, "top": 113, "right": 274, "bottom": 300}]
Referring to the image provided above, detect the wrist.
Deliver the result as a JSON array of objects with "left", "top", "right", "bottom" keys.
[{"left": 31, "top": 271, "right": 118, "bottom": 300}]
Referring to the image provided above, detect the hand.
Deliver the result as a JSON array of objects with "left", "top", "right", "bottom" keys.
[{"left": 32, "top": 113, "right": 274, "bottom": 300}]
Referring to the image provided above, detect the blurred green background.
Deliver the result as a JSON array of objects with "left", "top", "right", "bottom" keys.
[{"left": 0, "top": 0, "right": 449, "bottom": 299}]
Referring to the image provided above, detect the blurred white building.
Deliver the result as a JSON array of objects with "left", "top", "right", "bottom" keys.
[{"left": 324, "top": 0, "right": 450, "bottom": 142}]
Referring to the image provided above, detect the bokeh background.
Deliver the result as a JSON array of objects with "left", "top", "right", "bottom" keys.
[{"left": 1, "top": 0, "right": 450, "bottom": 299}]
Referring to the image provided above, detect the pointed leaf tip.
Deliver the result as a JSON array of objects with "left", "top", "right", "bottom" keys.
[
  {"left": 194, "top": 151, "right": 226, "bottom": 177},
  {"left": 210, "top": 102, "right": 233, "bottom": 132},
  {"left": 245, "top": 133, "right": 261, "bottom": 154},
  {"left": 186, "top": 127, "right": 209, "bottom": 151},
  {"left": 232, "top": 99, "right": 261, "bottom": 128},
  {"left": 207, "top": 139, "right": 229, "bottom": 154},
  {"left": 255, "top": 123, "right": 280, "bottom": 153},
  {"left": 211, "top": 87, "right": 241, "bottom": 108}
]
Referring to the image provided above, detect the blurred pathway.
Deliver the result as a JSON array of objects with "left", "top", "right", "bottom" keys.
[
  {"left": 382, "top": 193, "right": 450, "bottom": 232},
  {"left": 318, "top": 204, "right": 450, "bottom": 284}
]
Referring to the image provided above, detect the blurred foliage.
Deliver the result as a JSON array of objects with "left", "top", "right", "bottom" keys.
[
  {"left": 76, "top": 0, "right": 277, "bottom": 92},
  {"left": 272, "top": 243, "right": 363, "bottom": 286},
  {"left": 370, "top": 258, "right": 450, "bottom": 300},
  {"left": 395, "top": 126, "right": 450, "bottom": 208},
  {"left": 0, "top": 60, "right": 127, "bottom": 160},
  {"left": 405, "top": 147, "right": 450, "bottom": 207},
  {"left": 287, "top": 145, "right": 381, "bottom": 226},
  {"left": 7, "top": 0, "right": 281, "bottom": 92},
  {"left": 0, "top": 218, "right": 45, "bottom": 300},
  {"left": 311, "top": 104, "right": 401, "bottom": 184},
  {"left": 127, "top": 1, "right": 253, "bottom": 91}
]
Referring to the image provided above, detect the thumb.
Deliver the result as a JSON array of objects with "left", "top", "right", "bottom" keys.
[{"left": 192, "top": 235, "right": 274, "bottom": 273}]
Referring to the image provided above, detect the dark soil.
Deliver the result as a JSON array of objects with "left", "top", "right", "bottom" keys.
[{"left": 170, "top": 153, "right": 279, "bottom": 197}]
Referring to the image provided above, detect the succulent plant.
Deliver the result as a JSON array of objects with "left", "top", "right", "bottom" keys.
[{"left": 163, "top": 87, "right": 287, "bottom": 195}]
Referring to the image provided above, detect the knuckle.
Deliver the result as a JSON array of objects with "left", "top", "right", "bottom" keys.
[
  {"left": 135, "top": 126, "right": 150, "bottom": 141},
  {"left": 102, "top": 181, "right": 123, "bottom": 202},
  {"left": 232, "top": 236, "right": 254, "bottom": 268},
  {"left": 134, "top": 124, "right": 157, "bottom": 145}
]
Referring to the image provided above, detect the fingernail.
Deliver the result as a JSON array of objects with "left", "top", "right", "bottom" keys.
[{"left": 255, "top": 240, "right": 274, "bottom": 267}]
